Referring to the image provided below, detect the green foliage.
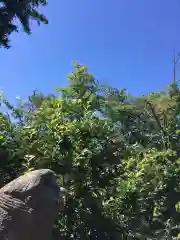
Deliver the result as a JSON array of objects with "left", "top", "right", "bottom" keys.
[
  {"left": 0, "top": 0, "right": 48, "bottom": 48},
  {"left": 0, "top": 62, "right": 180, "bottom": 239}
]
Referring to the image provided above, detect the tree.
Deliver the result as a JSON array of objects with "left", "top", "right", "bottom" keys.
[
  {"left": 0, "top": 62, "right": 180, "bottom": 239},
  {"left": 13, "top": 63, "right": 124, "bottom": 239},
  {"left": 0, "top": 0, "right": 48, "bottom": 48}
]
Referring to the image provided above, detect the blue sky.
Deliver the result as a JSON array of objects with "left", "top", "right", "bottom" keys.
[{"left": 1, "top": 0, "right": 180, "bottom": 103}]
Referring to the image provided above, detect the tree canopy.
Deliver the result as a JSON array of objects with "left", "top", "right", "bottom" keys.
[
  {"left": 0, "top": 62, "right": 180, "bottom": 239},
  {"left": 0, "top": 0, "right": 48, "bottom": 48}
]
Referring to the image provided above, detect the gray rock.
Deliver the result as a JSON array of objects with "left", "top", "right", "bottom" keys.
[{"left": 0, "top": 169, "right": 65, "bottom": 240}]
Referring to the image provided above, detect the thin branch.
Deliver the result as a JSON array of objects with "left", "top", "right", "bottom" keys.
[
  {"left": 173, "top": 48, "right": 180, "bottom": 83},
  {"left": 146, "top": 101, "right": 163, "bottom": 130}
]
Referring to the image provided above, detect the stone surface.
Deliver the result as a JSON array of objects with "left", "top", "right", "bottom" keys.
[{"left": 0, "top": 169, "right": 64, "bottom": 240}]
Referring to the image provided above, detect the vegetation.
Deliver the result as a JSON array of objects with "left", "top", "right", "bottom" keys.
[
  {"left": 0, "top": 0, "right": 48, "bottom": 48},
  {"left": 0, "top": 61, "right": 180, "bottom": 239}
]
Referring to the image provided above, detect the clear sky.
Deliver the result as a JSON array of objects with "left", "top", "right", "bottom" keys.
[{"left": 1, "top": 0, "right": 180, "bottom": 103}]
